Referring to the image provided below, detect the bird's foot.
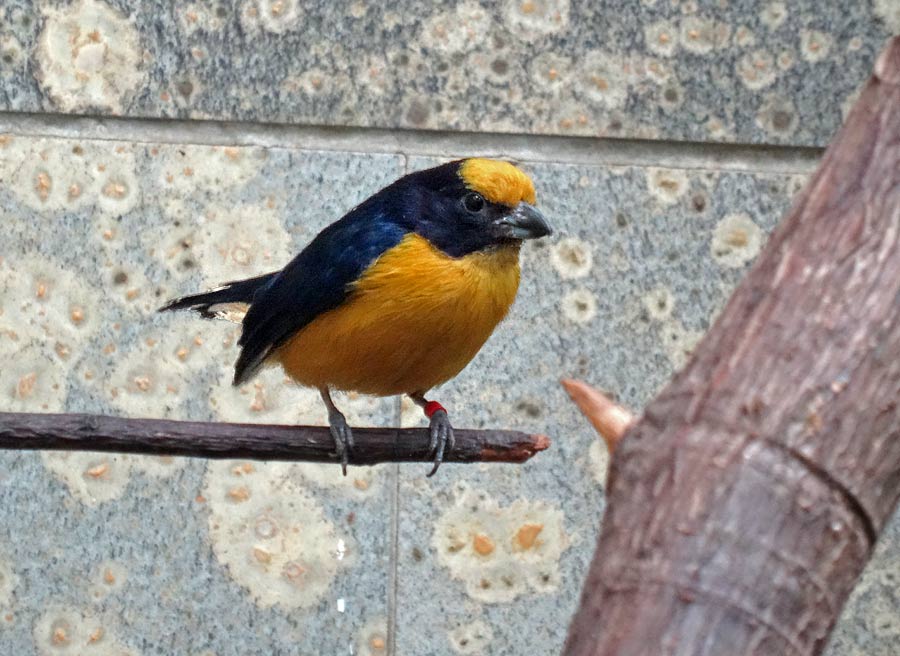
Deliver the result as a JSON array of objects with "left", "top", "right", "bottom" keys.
[
  {"left": 424, "top": 402, "right": 455, "bottom": 477},
  {"left": 327, "top": 411, "right": 354, "bottom": 476}
]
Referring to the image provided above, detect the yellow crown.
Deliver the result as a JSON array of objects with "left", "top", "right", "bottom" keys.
[{"left": 459, "top": 159, "right": 536, "bottom": 207}]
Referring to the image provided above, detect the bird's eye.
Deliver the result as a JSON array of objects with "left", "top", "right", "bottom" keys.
[{"left": 463, "top": 192, "right": 485, "bottom": 213}]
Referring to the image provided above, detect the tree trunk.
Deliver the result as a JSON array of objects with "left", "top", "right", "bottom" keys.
[{"left": 564, "top": 37, "right": 900, "bottom": 656}]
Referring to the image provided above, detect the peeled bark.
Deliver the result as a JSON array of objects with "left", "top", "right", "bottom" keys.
[
  {"left": 561, "top": 378, "right": 634, "bottom": 455},
  {"left": 565, "top": 37, "right": 900, "bottom": 656}
]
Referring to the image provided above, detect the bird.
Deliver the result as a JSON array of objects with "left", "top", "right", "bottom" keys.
[{"left": 160, "top": 158, "right": 552, "bottom": 476}]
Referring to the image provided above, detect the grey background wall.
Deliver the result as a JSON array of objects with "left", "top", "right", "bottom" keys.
[{"left": 0, "top": 1, "right": 897, "bottom": 655}]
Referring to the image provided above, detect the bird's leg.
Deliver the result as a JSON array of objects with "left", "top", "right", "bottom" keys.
[
  {"left": 320, "top": 387, "right": 353, "bottom": 476},
  {"left": 409, "top": 392, "right": 455, "bottom": 477}
]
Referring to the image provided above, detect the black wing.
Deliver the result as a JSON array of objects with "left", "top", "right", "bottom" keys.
[{"left": 233, "top": 210, "right": 408, "bottom": 385}]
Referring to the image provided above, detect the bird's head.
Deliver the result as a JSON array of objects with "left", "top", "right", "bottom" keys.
[{"left": 395, "top": 158, "right": 553, "bottom": 257}]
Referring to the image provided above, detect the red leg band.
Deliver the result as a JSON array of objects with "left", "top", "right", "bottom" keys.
[{"left": 423, "top": 401, "right": 446, "bottom": 419}]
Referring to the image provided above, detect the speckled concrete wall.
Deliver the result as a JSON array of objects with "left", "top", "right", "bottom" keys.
[
  {"left": 0, "top": 2, "right": 897, "bottom": 656},
  {"left": 1, "top": 0, "right": 898, "bottom": 144}
]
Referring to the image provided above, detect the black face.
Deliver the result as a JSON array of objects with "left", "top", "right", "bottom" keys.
[{"left": 397, "top": 162, "right": 552, "bottom": 258}]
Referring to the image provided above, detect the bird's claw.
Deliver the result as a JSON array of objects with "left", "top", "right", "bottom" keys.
[
  {"left": 327, "top": 413, "right": 354, "bottom": 476},
  {"left": 426, "top": 409, "right": 455, "bottom": 477}
]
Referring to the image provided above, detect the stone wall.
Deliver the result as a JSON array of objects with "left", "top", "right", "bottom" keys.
[{"left": 0, "top": 2, "right": 897, "bottom": 655}]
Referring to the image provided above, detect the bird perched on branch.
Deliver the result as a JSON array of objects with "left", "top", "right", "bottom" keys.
[{"left": 160, "top": 158, "right": 552, "bottom": 475}]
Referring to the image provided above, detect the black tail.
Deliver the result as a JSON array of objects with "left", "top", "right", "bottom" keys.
[{"left": 159, "top": 272, "right": 278, "bottom": 319}]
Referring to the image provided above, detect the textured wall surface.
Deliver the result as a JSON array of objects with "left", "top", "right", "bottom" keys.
[
  {"left": 0, "top": 2, "right": 898, "bottom": 656},
  {"left": 1, "top": 0, "right": 897, "bottom": 144}
]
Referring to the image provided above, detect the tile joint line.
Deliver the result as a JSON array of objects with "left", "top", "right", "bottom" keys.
[
  {"left": 0, "top": 111, "right": 824, "bottom": 175},
  {"left": 386, "top": 397, "right": 402, "bottom": 656}
]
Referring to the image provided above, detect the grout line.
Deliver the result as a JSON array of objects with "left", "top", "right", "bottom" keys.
[
  {"left": 385, "top": 156, "right": 413, "bottom": 656},
  {"left": 386, "top": 397, "right": 402, "bottom": 656},
  {"left": 0, "top": 111, "right": 824, "bottom": 175}
]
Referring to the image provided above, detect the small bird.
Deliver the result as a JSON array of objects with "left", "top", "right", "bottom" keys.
[{"left": 160, "top": 158, "right": 552, "bottom": 475}]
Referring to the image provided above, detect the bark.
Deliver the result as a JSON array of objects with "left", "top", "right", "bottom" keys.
[
  {"left": 565, "top": 37, "right": 900, "bottom": 656},
  {"left": 0, "top": 411, "right": 549, "bottom": 466}
]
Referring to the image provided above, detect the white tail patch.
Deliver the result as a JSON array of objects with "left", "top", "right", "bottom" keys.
[{"left": 208, "top": 302, "right": 250, "bottom": 323}]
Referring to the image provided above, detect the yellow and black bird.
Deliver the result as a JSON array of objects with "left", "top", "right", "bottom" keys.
[{"left": 160, "top": 158, "right": 551, "bottom": 475}]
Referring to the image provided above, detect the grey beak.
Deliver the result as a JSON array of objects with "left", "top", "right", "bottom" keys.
[{"left": 494, "top": 202, "right": 553, "bottom": 240}]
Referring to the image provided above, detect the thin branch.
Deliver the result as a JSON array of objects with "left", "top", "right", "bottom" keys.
[
  {"left": 561, "top": 379, "right": 634, "bottom": 455},
  {"left": 0, "top": 412, "right": 550, "bottom": 466}
]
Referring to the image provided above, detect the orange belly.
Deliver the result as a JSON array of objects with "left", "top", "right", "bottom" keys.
[{"left": 273, "top": 234, "right": 521, "bottom": 396}]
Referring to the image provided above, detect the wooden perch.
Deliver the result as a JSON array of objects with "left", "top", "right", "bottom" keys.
[
  {"left": 0, "top": 411, "right": 549, "bottom": 466},
  {"left": 565, "top": 37, "right": 900, "bottom": 656}
]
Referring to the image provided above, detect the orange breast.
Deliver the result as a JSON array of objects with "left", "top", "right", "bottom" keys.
[{"left": 273, "top": 234, "right": 521, "bottom": 396}]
